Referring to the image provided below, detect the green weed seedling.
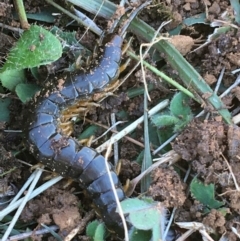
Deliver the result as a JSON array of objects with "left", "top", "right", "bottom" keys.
[
  {"left": 151, "top": 92, "right": 193, "bottom": 132},
  {"left": 120, "top": 197, "right": 166, "bottom": 241},
  {"left": 0, "top": 25, "right": 62, "bottom": 103},
  {"left": 86, "top": 220, "right": 106, "bottom": 241},
  {"left": 190, "top": 178, "right": 225, "bottom": 213}
]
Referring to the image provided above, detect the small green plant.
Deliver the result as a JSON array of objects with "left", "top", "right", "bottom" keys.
[
  {"left": 86, "top": 220, "right": 106, "bottom": 241},
  {"left": 120, "top": 197, "right": 166, "bottom": 241},
  {"left": 0, "top": 25, "right": 62, "bottom": 103},
  {"left": 151, "top": 92, "right": 193, "bottom": 132},
  {"left": 190, "top": 178, "right": 225, "bottom": 212},
  {"left": 1, "top": 25, "right": 62, "bottom": 72}
]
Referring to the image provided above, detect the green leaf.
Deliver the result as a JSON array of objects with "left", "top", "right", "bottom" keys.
[
  {"left": 120, "top": 198, "right": 154, "bottom": 214},
  {"left": 78, "top": 125, "right": 99, "bottom": 140},
  {"left": 148, "top": 123, "right": 160, "bottom": 147},
  {"left": 86, "top": 220, "right": 99, "bottom": 237},
  {"left": 156, "top": 126, "right": 174, "bottom": 152},
  {"left": 190, "top": 178, "right": 225, "bottom": 209},
  {"left": 120, "top": 198, "right": 165, "bottom": 240},
  {"left": 136, "top": 150, "right": 144, "bottom": 164},
  {"left": 141, "top": 91, "right": 152, "bottom": 193},
  {"left": 51, "top": 26, "right": 91, "bottom": 57},
  {"left": 173, "top": 114, "right": 193, "bottom": 132},
  {"left": 230, "top": 0, "right": 240, "bottom": 24},
  {"left": 86, "top": 220, "right": 106, "bottom": 241},
  {"left": 93, "top": 223, "right": 106, "bottom": 241},
  {"left": 1, "top": 25, "right": 62, "bottom": 72},
  {"left": 217, "top": 207, "right": 229, "bottom": 216},
  {"left": 30, "top": 67, "right": 41, "bottom": 81},
  {"left": 26, "top": 6, "right": 57, "bottom": 23},
  {"left": 151, "top": 114, "right": 179, "bottom": 128},
  {"left": 169, "top": 13, "right": 207, "bottom": 35},
  {"left": 127, "top": 84, "right": 155, "bottom": 98},
  {"left": 0, "top": 69, "right": 26, "bottom": 91},
  {"left": 0, "top": 98, "right": 11, "bottom": 122},
  {"left": 170, "top": 92, "right": 192, "bottom": 118},
  {"left": 129, "top": 208, "right": 161, "bottom": 231},
  {"left": 183, "top": 13, "right": 207, "bottom": 25},
  {"left": 129, "top": 228, "right": 152, "bottom": 241},
  {"left": 15, "top": 83, "right": 41, "bottom": 103}
]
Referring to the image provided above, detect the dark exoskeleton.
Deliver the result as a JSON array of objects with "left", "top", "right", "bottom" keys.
[{"left": 24, "top": 2, "right": 150, "bottom": 236}]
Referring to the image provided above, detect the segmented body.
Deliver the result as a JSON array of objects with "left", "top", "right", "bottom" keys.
[
  {"left": 23, "top": 1, "right": 152, "bottom": 235},
  {"left": 24, "top": 34, "right": 126, "bottom": 235}
]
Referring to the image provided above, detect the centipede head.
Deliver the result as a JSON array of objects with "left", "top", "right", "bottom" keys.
[{"left": 107, "top": 1, "right": 151, "bottom": 37}]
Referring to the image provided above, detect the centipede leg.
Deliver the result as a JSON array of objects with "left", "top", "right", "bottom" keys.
[
  {"left": 122, "top": 36, "right": 134, "bottom": 54},
  {"left": 93, "top": 57, "right": 131, "bottom": 99},
  {"left": 84, "top": 32, "right": 106, "bottom": 68},
  {"left": 116, "top": 160, "right": 131, "bottom": 196},
  {"left": 43, "top": 172, "right": 60, "bottom": 181},
  {"left": 119, "top": 57, "right": 131, "bottom": 73},
  {"left": 30, "top": 163, "right": 45, "bottom": 172},
  {"left": 79, "top": 135, "right": 95, "bottom": 147}
]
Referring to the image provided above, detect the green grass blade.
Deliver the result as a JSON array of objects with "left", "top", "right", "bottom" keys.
[
  {"left": 128, "top": 19, "right": 232, "bottom": 124},
  {"left": 141, "top": 91, "right": 152, "bottom": 193}
]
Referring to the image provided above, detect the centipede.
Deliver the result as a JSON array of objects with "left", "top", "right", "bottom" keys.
[{"left": 23, "top": 2, "right": 150, "bottom": 236}]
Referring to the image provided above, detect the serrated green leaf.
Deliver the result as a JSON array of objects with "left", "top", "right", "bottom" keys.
[
  {"left": 0, "top": 98, "right": 11, "bottom": 122},
  {"left": 151, "top": 114, "right": 179, "bottom": 128},
  {"left": 173, "top": 114, "right": 193, "bottom": 132},
  {"left": 190, "top": 178, "right": 225, "bottom": 209},
  {"left": 1, "top": 25, "right": 62, "bottom": 72},
  {"left": 15, "top": 83, "right": 41, "bottom": 103},
  {"left": 0, "top": 69, "right": 26, "bottom": 91},
  {"left": 170, "top": 92, "right": 192, "bottom": 118},
  {"left": 51, "top": 26, "right": 91, "bottom": 56}
]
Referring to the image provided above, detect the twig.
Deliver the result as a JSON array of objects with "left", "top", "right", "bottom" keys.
[
  {"left": 221, "top": 152, "right": 240, "bottom": 191},
  {"left": 64, "top": 210, "right": 95, "bottom": 241},
  {"left": 96, "top": 99, "right": 169, "bottom": 152},
  {"left": 6, "top": 225, "right": 59, "bottom": 241},
  {"left": 13, "top": 0, "right": 29, "bottom": 29},
  {"left": 2, "top": 169, "right": 43, "bottom": 241},
  {"left": 84, "top": 117, "right": 146, "bottom": 149}
]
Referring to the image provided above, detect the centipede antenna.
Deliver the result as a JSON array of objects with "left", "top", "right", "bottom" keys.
[
  {"left": 119, "top": 1, "right": 151, "bottom": 37},
  {"left": 108, "top": 6, "right": 132, "bottom": 34}
]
